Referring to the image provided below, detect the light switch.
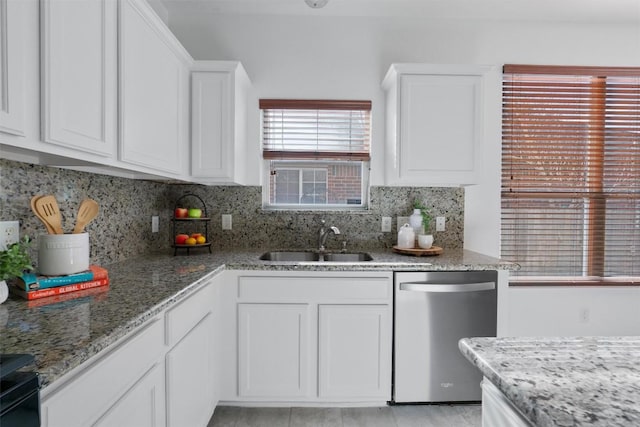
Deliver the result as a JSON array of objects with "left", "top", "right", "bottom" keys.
[
  {"left": 222, "top": 214, "right": 232, "bottom": 230},
  {"left": 436, "top": 217, "right": 446, "bottom": 232},
  {"left": 381, "top": 217, "right": 392, "bottom": 232}
]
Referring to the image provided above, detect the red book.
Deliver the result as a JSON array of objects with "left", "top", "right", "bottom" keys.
[
  {"left": 26, "top": 285, "right": 110, "bottom": 308},
  {"left": 10, "top": 278, "right": 109, "bottom": 300}
]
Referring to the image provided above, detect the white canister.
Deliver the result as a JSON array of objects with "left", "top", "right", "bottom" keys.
[
  {"left": 397, "top": 223, "right": 415, "bottom": 249},
  {"left": 38, "top": 233, "right": 90, "bottom": 276}
]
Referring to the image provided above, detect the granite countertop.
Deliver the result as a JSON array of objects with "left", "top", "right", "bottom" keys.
[
  {"left": 459, "top": 336, "right": 640, "bottom": 427},
  {"left": 0, "top": 248, "right": 516, "bottom": 389}
]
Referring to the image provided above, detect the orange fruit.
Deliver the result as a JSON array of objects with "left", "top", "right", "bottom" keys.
[
  {"left": 196, "top": 236, "right": 206, "bottom": 244},
  {"left": 185, "top": 237, "right": 197, "bottom": 245}
]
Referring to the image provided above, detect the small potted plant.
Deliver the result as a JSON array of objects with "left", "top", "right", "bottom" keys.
[
  {"left": 412, "top": 200, "right": 434, "bottom": 249},
  {"left": 0, "top": 237, "right": 34, "bottom": 303}
]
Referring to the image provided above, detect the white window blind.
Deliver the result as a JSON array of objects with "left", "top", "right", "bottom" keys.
[
  {"left": 260, "top": 99, "right": 371, "bottom": 160},
  {"left": 502, "top": 65, "right": 640, "bottom": 285}
]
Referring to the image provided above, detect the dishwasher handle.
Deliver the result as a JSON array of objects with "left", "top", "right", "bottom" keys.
[{"left": 399, "top": 281, "right": 495, "bottom": 293}]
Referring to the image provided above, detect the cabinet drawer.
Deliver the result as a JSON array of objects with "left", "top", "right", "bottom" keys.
[
  {"left": 238, "top": 275, "right": 391, "bottom": 302},
  {"left": 42, "top": 319, "right": 164, "bottom": 427},
  {"left": 165, "top": 281, "right": 214, "bottom": 347}
]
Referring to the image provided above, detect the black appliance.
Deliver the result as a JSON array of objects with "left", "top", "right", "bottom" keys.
[{"left": 0, "top": 354, "right": 41, "bottom": 427}]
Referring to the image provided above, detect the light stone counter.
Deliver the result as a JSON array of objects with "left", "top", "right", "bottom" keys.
[
  {"left": 0, "top": 248, "right": 516, "bottom": 389},
  {"left": 459, "top": 336, "right": 640, "bottom": 426}
]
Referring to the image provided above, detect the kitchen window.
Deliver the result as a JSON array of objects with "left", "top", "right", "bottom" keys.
[
  {"left": 261, "top": 99, "right": 371, "bottom": 209},
  {"left": 502, "top": 65, "right": 640, "bottom": 285}
]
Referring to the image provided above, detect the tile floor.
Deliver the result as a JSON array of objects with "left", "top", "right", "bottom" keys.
[{"left": 207, "top": 404, "right": 481, "bottom": 427}]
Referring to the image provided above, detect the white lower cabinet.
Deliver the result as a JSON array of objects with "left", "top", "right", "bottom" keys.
[
  {"left": 164, "top": 275, "right": 219, "bottom": 426},
  {"left": 41, "top": 318, "right": 165, "bottom": 427},
  {"left": 93, "top": 363, "right": 165, "bottom": 427},
  {"left": 165, "top": 313, "right": 216, "bottom": 427},
  {"left": 318, "top": 304, "right": 391, "bottom": 399},
  {"left": 226, "top": 271, "right": 393, "bottom": 404},
  {"left": 41, "top": 274, "right": 220, "bottom": 427},
  {"left": 238, "top": 303, "right": 310, "bottom": 398}
]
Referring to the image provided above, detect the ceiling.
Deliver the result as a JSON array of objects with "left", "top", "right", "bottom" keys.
[{"left": 157, "top": 0, "right": 640, "bottom": 23}]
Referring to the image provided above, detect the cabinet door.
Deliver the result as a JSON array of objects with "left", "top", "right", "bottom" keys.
[
  {"left": 0, "top": 0, "right": 25, "bottom": 136},
  {"left": 238, "top": 303, "right": 310, "bottom": 398},
  {"left": 318, "top": 304, "right": 391, "bottom": 399},
  {"left": 41, "top": 0, "right": 117, "bottom": 156},
  {"left": 165, "top": 313, "right": 215, "bottom": 427},
  {"left": 93, "top": 363, "right": 165, "bottom": 427},
  {"left": 191, "top": 71, "right": 231, "bottom": 180},
  {"left": 41, "top": 320, "right": 164, "bottom": 427},
  {"left": 191, "top": 62, "right": 251, "bottom": 185},
  {"left": 399, "top": 73, "right": 482, "bottom": 185},
  {"left": 119, "top": 0, "right": 187, "bottom": 175}
]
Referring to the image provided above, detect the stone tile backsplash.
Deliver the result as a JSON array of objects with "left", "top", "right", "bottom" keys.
[{"left": 0, "top": 159, "right": 464, "bottom": 267}]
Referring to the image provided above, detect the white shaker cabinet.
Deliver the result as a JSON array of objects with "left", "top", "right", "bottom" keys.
[
  {"left": 164, "top": 277, "right": 218, "bottom": 427},
  {"left": 93, "top": 363, "right": 165, "bottom": 427},
  {"left": 318, "top": 304, "right": 391, "bottom": 399},
  {"left": 238, "top": 303, "right": 310, "bottom": 397},
  {"left": 119, "top": 0, "right": 191, "bottom": 176},
  {"left": 41, "top": 0, "right": 117, "bottom": 157},
  {"left": 41, "top": 273, "right": 221, "bottom": 427},
  {"left": 0, "top": 0, "right": 26, "bottom": 136},
  {"left": 224, "top": 271, "right": 393, "bottom": 404},
  {"left": 41, "top": 319, "right": 165, "bottom": 427},
  {"left": 382, "top": 64, "right": 496, "bottom": 186},
  {"left": 191, "top": 61, "right": 252, "bottom": 184}
]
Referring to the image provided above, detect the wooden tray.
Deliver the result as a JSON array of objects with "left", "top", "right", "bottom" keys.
[{"left": 392, "top": 245, "right": 443, "bottom": 256}]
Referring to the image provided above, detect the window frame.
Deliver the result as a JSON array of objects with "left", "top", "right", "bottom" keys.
[
  {"left": 501, "top": 64, "right": 640, "bottom": 286},
  {"left": 260, "top": 99, "right": 371, "bottom": 211}
]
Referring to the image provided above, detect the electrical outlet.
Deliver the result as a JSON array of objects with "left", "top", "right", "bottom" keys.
[
  {"left": 151, "top": 216, "right": 159, "bottom": 233},
  {"left": 0, "top": 221, "right": 20, "bottom": 250},
  {"left": 222, "top": 214, "right": 232, "bottom": 230},
  {"left": 436, "top": 216, "right": 446, "bottom": 232},
  {"left": 381, "top": 217, "right": 392, "bottom": 232},
  {"left": 580, "top": 308, "right": 590, "bottom": 323},
  {"left": 397, "top": 216, "right": 409, "bottom": 230}
]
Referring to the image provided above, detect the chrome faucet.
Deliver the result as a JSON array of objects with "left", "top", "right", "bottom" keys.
[{"left": 318, "top": 220, "right": 341, "bottom": 252}]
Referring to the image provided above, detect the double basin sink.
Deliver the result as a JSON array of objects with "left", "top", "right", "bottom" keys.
[{"left": 259, "top": 251, "right": 373, "bottom": 262}]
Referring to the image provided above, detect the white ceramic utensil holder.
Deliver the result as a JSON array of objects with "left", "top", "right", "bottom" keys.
[{"left": 38, "top": 233, "right": 89, "bottom": 276}]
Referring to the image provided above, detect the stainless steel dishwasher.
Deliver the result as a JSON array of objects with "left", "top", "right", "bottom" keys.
[{"left": 393, "top": 271, "right": 497, "bottom": 403}]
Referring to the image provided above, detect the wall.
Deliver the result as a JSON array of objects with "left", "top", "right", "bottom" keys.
[
  {"left": 0, "top": 159, "right": 171, "bottom": 266},
  {"left": 0, "top": 158, "right": 464, "bottom": 267},
  {"left": 166, "top": 184, "right": 464, "bottom": 251},
  {"left": 167, "top": 11, "right": 640, "bottom": 336}
]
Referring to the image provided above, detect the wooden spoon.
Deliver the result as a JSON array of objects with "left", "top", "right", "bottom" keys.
[
  {"left": 30, "top": 195, "right": 56, "bottom": 234},
  {"left": 73, "top": 199, "right": 99, "bottom": 234},
  {"left": 34, "top": 195, "right": 64, "bottom": 234}
]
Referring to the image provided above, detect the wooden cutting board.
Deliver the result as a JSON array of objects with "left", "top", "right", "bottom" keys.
[{"left": 392, "top": 245, "right": 443, "bottom": 256}]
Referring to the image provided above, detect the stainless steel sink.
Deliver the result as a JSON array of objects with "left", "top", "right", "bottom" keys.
[
  {"left": 259, "top": 251, "right": 373, "bottom": 262},
  {"left": 259, "top": 251, "right": 321, "bottom": 261},
  {"left": 323, "top": 252, "right": 373, "bottom": 262}
]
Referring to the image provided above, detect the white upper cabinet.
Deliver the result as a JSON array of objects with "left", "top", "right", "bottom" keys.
[
  {"left": 191, "top": 61, "right": 252, "bottom": 184},
  {"left": 382, "top": 64, "right": 496, "bottom": 186},
  {"left": 41, "top": 0, "right": 117, "bottom": 157},
  {"left": 0, "top": 0, "right": 26, "bottom": 136},
  {"left": 119, "top": 0, "right": 191, "bottom": 176}
]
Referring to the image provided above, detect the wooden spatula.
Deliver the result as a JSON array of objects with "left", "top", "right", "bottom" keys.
[
  {"left": 34, "top": 195, "right": 64, "bottom": 234},
  {"left": 30, "top": 195, "right": 56, "bottom": 234},
  {"left": 73, "top": 199, "right": 99, "bottom": 234}
]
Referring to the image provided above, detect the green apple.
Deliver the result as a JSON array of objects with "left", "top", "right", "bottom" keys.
[{"left": 187, "top": 208, "right": 202, "bottom": 218}]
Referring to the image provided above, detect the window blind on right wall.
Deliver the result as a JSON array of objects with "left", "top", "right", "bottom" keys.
[{"left": 501, "top": 65, "right": 640, "bottom": 285}]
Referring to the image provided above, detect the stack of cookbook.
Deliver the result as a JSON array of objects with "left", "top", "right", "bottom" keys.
[{"left": 9, "top": 265, "right": 109, "bottom": 301}]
